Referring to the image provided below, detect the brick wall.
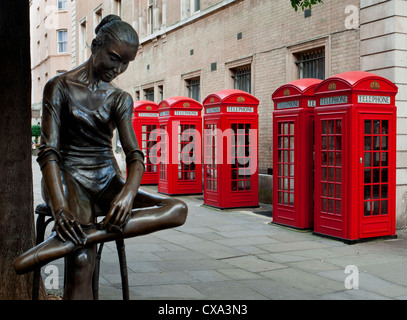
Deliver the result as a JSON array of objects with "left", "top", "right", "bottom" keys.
[{"left": 116, "top": 0, "right": 360, "bottom": 173}]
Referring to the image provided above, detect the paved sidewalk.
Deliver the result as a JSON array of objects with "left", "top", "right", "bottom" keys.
[{"left": 32, "top": 156, "right": 407, "bottom": 300}]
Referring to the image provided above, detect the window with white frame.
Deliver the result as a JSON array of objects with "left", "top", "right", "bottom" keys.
[
  {"left": 186, "top": 77, "right": 200, "bottom": 101},
  {"left": 58, "top": 0, "right": 67, "bottom": 11},
  {"left": 192, "top": 0, "right": 200, "bottom": 12},
  {"left": 181, "top": 0, "right": 201, "bottom": 19},
  {"left": 114, "top": 0, "right": 121, "bottom": 17},
  {"left": 79, "top": 20, "right": 87, "bottom": 63},
  {"left": 57, "top": 29, "right": 68, "bottom": 53}
]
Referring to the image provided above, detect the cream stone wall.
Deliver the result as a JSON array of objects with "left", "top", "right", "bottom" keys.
[{"left": 360, "top": 0, "right": 407, "bottom": 228}]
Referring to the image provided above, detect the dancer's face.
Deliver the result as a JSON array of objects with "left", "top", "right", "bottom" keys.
[{"left": 92, "top": 40, "right": 137, "bottom": 82}]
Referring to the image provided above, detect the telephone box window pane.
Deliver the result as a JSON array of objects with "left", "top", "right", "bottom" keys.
[
  {"left": 373, "top": 201, "right": 380, "bottom": 215},
  {"left": 364, "top": 169, "right": 371, "bottom": 184},
  {"left": 364, "top": 201, "right": 371, "bottom": 216},
  {"left": 364, "top": 137, "right": 371, "bottom": 150},
  {"left": 365, "top": 120, "right": 372, "bottom": 134},
  {"left": 322, "top": 120, "right": 327, "bottom": 134},
  {"left": 381, "top": 200, "right": 388, "bottom": 215},
  {"left": 373, "top": 120, "right": 380, "bottom": 134},
  {"left": 382, "top": 136, "right": 388, "bottom": 150},
  {"left": 382, "top": 120, "right": 389, "bottom": 134}
]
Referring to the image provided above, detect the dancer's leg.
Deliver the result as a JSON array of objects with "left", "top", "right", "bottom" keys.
[
  {"left": 13, "top": 187, "right": 187, "bottom": 275},
  {"left": 42, "top": 171, "right": 96, "bottom": 300}
]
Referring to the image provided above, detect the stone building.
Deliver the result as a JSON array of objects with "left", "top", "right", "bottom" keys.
[
  {"left": 30, "top": 0, "right": 73, "bottom": 125},
  {"left": 34, "top": 0, "right": 407, "bottom": 228}
]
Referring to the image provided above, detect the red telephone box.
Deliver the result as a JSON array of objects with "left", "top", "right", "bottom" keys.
[
  {"left": 202, "top": 89, "right": 259, "bottom": 208},
  {"left": 271, "top": 78, "right": 322, "bottom": 229},
  {"left": 313, "top": 71, "right": 398, "bottom": 242},
  {"left": 157, "top": 96, "right": 203, "bottom": 195},
  {"left": 132, "top": 100, "right": 159, "bottom": 184}
]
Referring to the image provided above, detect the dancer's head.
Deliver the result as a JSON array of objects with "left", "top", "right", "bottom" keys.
[{"left": 91, "top": 15, "right": 139, "bottom": 82}]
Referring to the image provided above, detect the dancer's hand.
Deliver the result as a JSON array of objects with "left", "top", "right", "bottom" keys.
[
  {"left": 53, "top": 208, "right": 87, "bottom": 245},
  {"left": 104, "top": 187, "right": 136, "bottom": 231}
]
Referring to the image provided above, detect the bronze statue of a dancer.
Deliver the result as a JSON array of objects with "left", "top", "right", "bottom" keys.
[{"left": 13, "top": 15, "right": 187, "bottom": 299}]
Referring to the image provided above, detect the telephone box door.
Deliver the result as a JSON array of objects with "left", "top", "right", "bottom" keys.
[
  {"left": 359, "top": 114, "right": 396, "bottom": 238},
  {"left": 315, "top": 114, "right": 346, "bottom": 239},
  {"left": 274, "top": 116, "right": 296, "bottom": 222}
]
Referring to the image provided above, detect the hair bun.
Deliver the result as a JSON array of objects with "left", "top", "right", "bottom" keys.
[{"left": 95, "top": 14, "right": 122, "bottom": 34}]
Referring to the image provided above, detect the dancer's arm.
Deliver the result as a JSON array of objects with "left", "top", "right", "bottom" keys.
[
  {"left": 103, "top": 92, "right": 145, "bottom": 228},
  {"left": 37, "top": 78, "right": 86, "bottom": 245}
]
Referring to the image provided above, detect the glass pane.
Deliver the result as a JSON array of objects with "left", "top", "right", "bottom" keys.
[
  {"left": 335, "top": 184, "right": 342, "bottom": 198},
  {"left": 290, "top": 122, "right": 295, "bottom": 135},
  {"left": 328, "top": 137, "right": 335, "bottom": 150},
  {"left": 373, "top": 136, "right": 380, "bottom": 151},
  {"left": 364, "top": 120, "right": 371, "bottom": 134},
  {"left": 328, "top": 184, "right": 334, "bottom": 197},
  {"left": 328, "top": 152, "right": 334, "bottom": 166},
  {"left": 322, "top": 198, "right": 327, "bottom": 212},
  {"left": 364, "top": 201, "right": 371, "bottom": 216},
  {"left": 335, "top": 136, "right": 341, "bottom": 150},
  {"left": 322, "top": 137, "right": 327, "bottom": 150},
  {"left": 364, "top": 169, "right": 371, "bottom": 184},
  {"left": 364, "top": 153, "right": 371, "bottom": 167},
  {"left": 382, "top": 136, "right": 388, "bottom": 151},
  {"left": 328, "top": 199, "right": 334, "bottom": 213},
  {"left": 364, "top": 137, "right": 371, "bottom": 150},
  {"left": 328, "top": 121, "right": 334, "bottom": 134},
  {"left": 335, "top": 168, "right": 341, "bottom": 182},
  {"left": 373, "top": 169, "right": 380, "bottom": 183},
  {"left": 322, "top": 120, "right": 327, "bottom": 134},
  {"left": 373, "top": 185, "right": 380, "bottom": 199},
  {"left": 322, "top": 183, "right": 327, "bottom": 196},
  {"left": 382, "top": 120, "right": 389, "bottom": 134},
  {"left": 382, "top": 168, "right": 388, "bottom": 182},
  {"left": 381, "top": 184, "right": 388, "bottom": 199},
  {"left": 289, "top": 193, "right": 294, "bottom": 206},
  {"left": 335, "top": 120, "right": 342, "bottom": 134},
  {"left": 364, "top": 185, "right": 371, "bottom": 200},
  {"left": 373, "top": 120, "right": 380, "bottom": 134},
  {"left": 321, "top": 152, "right": 327, "bottom": 165},
  {"left": 381, "top": 152, "right": 388, "bottom": 166},
  {"left": 335, "top": 200, "right": 341, "bottom": 215},
  {"left": 335, "top": 152, "right": 342, "bottom": 166},
  {"left": 373, "top": 201, "right": 380, "bottom": 215},
  {"left": 322, "top": 167, "right": 327, "bottom": 181},
  {"left": 381, "top": 200, "right": 388, "bottom": 215},
  {"left": 328, "top": 168, "right": 335, "bottom": 182},
  {"left": 373, "top": 153, "right": 381, "bottom": 167}
]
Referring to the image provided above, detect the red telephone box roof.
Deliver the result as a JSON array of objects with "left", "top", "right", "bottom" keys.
[
  {"left": 158, "top": 96, "right": 202, "bottom": 110},
  {"left": 133, "top": 100, "right": 158, "bottom": 112},
  {"left": 314, "top": 71, "right": 398, "bottom": 94},
  {"left": 272, "top": 78, "right": 322, "bottom": 99},
  {"left": 203, "top": 89, "right": 259, "bottom": 105}
]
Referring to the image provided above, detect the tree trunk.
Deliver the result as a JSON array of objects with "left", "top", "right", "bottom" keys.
[{"left": 0, "top": 0, "right": 36, "bottom": 299}]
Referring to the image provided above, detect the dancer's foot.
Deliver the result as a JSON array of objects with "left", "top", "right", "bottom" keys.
[{"left": 13, "top": 232, "right": 80, "bottom": 275}]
